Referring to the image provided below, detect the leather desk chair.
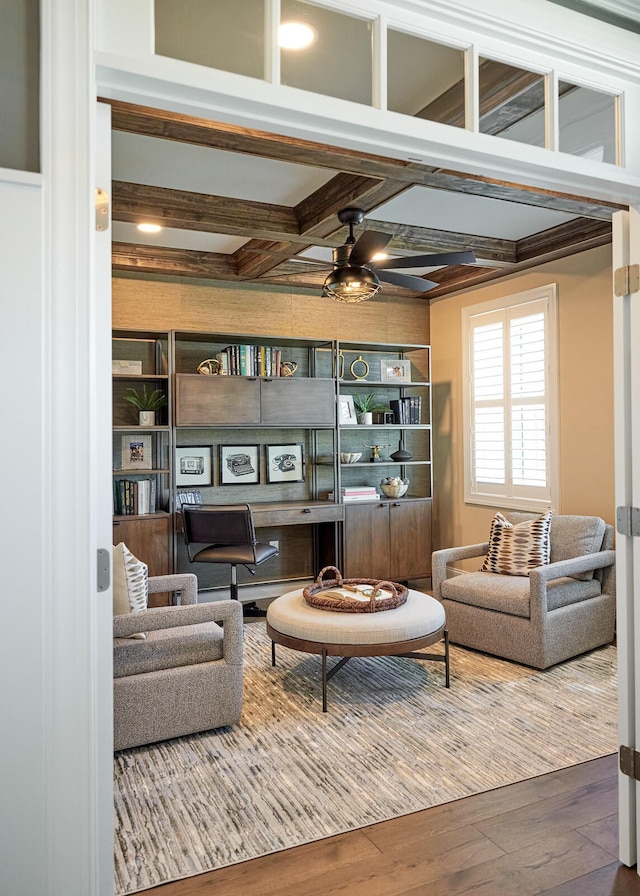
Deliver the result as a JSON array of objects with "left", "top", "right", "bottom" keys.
[{"left": 182, "top": 503, "right": 279, "bottom": 617}]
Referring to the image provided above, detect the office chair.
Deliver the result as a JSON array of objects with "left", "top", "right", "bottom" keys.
[{"left": 182, "top": 503, "right": 279, "bottom": 617}]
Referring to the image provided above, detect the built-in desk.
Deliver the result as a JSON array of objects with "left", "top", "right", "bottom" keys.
[{"left": 174, "top": 501, "right": 343, "bottom": 595}]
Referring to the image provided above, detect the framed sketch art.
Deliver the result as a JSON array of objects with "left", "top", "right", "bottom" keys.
[
  {"left": 175, "top": 446, "right": 212, "bottom": 486},
  {"left": 121, "top": 435, "right": 153, "bottom": 470},
  {"left": 266, "top": 443, "right": 305, "bottom": 483},
  {"left": 220, "top": 444, "right": 260, "bottom": 485}
]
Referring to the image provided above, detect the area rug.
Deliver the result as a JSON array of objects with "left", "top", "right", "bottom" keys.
[{"left": 113, "top": 624, "right": 617, "bottom": 895}]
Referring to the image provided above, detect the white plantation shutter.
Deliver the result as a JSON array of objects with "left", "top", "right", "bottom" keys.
[{"left": 462, "top": 285, "right": 558, "bottom": 510}]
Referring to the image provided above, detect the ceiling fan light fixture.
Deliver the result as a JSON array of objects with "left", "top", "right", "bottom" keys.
[{"left": 322, "top": 266, "right": 381, "bottom": 304}]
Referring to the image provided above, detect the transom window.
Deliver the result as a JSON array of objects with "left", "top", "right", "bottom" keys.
[{"left": 462, "top": 285, "right": 558, "bottom": 511}]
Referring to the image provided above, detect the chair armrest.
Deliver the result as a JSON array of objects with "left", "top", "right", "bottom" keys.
[
  {"left": 113, "top": 599, "right": 243, "bottom": 665},
  {"left": 530, "top": 550, "right": 616, "bottom": 587},
  {"left": 147, "top": 573, "right": 198, "bottom": 605},
  {"left": 528, "top": 550, "right": 616, "bottom": 622},
  {"left": 431, "top": 542, "right": 489, "bottom": 600}
]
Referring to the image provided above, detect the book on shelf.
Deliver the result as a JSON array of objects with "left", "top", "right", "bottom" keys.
[
  {"left": 329, "top": 490, "right": 380, "bottom": 501},
  {"left": 341, "top": 486, "right": 379, "bottom": 495},
  {"left": 390, "top": 397, "right": 421, "bottom": 425},
  {"left": 114, "top": 478, "right": 156, "bottom": 515},
  {"left": 214, "top": 344, "right": 284, "bottom": 377}
]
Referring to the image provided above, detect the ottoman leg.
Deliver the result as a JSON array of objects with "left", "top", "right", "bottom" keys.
[
  {"left": 445, "top": 629, "right": 450, "bottom": 688},
  {"left": 271, "top": 640, "right": 276, "bottom": 666}
]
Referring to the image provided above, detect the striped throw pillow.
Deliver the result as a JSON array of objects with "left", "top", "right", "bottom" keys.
[
  {"left": 481, "top": 511, "right": 552, "bottom": 577},
  {"left": 113, "top": 542, "right": 149, "bottom": 638}
]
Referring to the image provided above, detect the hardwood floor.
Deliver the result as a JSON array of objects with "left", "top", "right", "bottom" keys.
[{"left": 136, "top": 753, "right": 640, "bottom": 896}]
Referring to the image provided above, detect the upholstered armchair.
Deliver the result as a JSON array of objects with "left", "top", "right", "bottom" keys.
[
  {"left": 113, "top": 573, "right": 243, "bottom": 751},
  {"left": 432, "top": 514, "right": 616, "bottom": 669}
]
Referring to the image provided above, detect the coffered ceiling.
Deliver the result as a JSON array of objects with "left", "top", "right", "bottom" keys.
[{"left": 107, "top": 99, "right": 622, "bottom": 301}]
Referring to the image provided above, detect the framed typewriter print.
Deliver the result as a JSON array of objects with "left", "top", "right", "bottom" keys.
[
  {"left": 175, "top": 446, "right": 212, "bottom": 486},
  {"left": 266, "top": 443, "right": 305, "bottom": 483},
  {"left": 219, "top": 444, "right": 260, "bottom": 485}
]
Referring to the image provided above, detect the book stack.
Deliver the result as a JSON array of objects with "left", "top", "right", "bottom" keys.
[
  {"left": 389, "top": 396, "right": 422, "bottom": 424},
  {"left": 216, "top": 344, "right": 283, "bottom": 377},
  {"left": 114, "top": 478, "right": 157, "bottom": 515},
  {"left": 328, "top": 486, "right": 380, "bottom": 502}
]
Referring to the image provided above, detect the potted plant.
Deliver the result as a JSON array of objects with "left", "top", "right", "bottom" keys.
[
  {"left": 353, "top": 393, "right": 389, "bottom": 425},
  {"left": 123, "top": 384, "right": 167, "bottom": 426}
]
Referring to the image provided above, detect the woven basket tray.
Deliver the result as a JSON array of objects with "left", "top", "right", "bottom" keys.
[{"left": 303, "top": 566, "right": 408, "bottom": 613}]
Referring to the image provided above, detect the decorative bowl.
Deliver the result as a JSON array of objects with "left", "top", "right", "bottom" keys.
[
  {"left": 340, "top": 452, "right": 362, "bottom": 464},
  {"left": 380, "top": 477, "right": 409, "bottom": 498}
]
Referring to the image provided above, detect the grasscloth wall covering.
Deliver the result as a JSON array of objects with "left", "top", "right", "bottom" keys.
[
  {"left": 111, "top": 275, "right": 431, "bottom": 345},
  {"left": 430, "top": 244, "right": 614, "bottom": 553}
]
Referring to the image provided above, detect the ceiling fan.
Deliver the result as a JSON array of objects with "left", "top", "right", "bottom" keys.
[{"left": 251, "top": 207, "right": 477, "bottom": 303}]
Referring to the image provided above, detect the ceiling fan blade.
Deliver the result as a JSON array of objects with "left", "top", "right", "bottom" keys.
[
  {"left": 378, "top": 269, "right": 438, "bottom": 292},
  {"left": 240, "top": 247, "right": 330, "bottom": 265},
  {"left": 349, "top": 230, "right": 392, "bottom": 266},
  {"left": 374, "top": 250, "right": 477, "bottom": 270}
]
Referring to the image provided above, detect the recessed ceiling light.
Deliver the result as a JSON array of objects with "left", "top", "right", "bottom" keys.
[
  {"left": 137, "top": 223, "right": 162, "bottom": 234},
  {"left": 279, "top": 21, "right": 317, "bottom": 50}
]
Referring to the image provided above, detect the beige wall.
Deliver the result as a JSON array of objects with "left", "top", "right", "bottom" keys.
[
  {"left": 430, "top": 243, "right": 614, "bottom": 552},
  {"left": 112, "top": 275, "right": 430, "bottom": 345}
]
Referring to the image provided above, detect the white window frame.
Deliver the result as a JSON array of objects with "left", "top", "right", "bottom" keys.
[{"left": 462, "top": 284, "right": 559, "bottom": 512}]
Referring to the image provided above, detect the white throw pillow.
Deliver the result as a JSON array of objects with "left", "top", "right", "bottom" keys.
[
  {"left": 481, "top": 510, "right": 552, "bottom": 577},
  {"left": 113, "top": 542, "right": 148, "bottom": 638}
]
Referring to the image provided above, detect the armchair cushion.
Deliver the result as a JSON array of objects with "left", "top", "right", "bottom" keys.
[
  {"left": 481, "top": 511, "right": 552, "bottom": 576},
  {"left": 549, "top": 515, "right": 606, "bottom": 581},
  {"left": 114, "top": 621, "right": 224, "bottom": 678},
  {"left": 441, "top": 570, "right": 602, "bottom": 618},
  {"left": 112, "top": 542, "right": 148, "bottom": 638}
]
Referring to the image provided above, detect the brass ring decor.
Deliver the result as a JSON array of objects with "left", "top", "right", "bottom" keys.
[
  {"left": 280, "top": 361, "right": 298, "bottom": 377},
  {"left": 349, "top": 355, "right": 369, "bottom": 380},
  {"left": 303, "top": 566, "right": 408, "bottom": 613},
  {"left": 197, "top": 358, "right": 221, "bottom": 375}
]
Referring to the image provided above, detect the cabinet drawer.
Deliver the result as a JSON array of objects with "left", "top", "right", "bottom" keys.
[
  {"left": 252, "top": 503, "right": 344, "bottom": 526},
  {"left": 175, "top": 374, "right": 260, "bottom": 425}
]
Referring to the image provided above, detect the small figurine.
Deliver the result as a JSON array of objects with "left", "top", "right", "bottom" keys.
[{"left": 363, "top": 443, "right": 389, "bottom": 462}]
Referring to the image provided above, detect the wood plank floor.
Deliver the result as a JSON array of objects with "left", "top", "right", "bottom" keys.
[{"left": 136, "top": 753, "right": 640, "bottom": 896}]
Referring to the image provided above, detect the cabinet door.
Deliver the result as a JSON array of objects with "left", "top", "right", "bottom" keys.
[
  {"left": 175, "top": 374, "right": 260, "bottom": 425},
  {"left": 112, "top": 515, "right": 171, "bottom": 606},
  {"left": 261, "top": 378, "right": 335, "bottom": 425},
  {"left": 342, "top": 503, "right": 390, "bottom": 580},
  {"left": 389, "top": 499, "right": 432, "bottom": 580}
]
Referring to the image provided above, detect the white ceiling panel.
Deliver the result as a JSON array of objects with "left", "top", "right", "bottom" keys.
[
  {"left": 112, "top": 222, "right": 247, "bottom": 253},
  {"left": 373, "top": 186, "right": 576, "bottom": 240},
  {"left": 112, "top": 131, "right": 338, "bottom": 203}
]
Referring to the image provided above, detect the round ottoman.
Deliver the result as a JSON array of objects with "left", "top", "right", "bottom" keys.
[{"left": 266, "top": 588, "right": 449, "bottom": 711}]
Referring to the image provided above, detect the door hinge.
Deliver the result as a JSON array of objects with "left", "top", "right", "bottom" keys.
[
  {"left": 616, "top": 505, "right": 640, "bottom": 537},
  {"left": 97, "top": 548, "right": 110, "bottom": 592},
  {"left": 95, "top": 187, "right": 109, "bottom": 232},
  {"left": 620, "top": 745, "right": 640, "bottom": 780},
  {"left": 614, "top": 264, "right": 640, "bottom": 296}
]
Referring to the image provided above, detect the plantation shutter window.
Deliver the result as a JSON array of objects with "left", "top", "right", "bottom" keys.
[{"left": 462, "top": 285, "right": 558, "bottom": 511}]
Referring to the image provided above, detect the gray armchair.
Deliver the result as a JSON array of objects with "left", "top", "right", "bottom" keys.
[
  {"left": 114, "top": 573, "right": 243, "bottom": 751},
  {"left": 432, "top": 514, "right": 616, "bottom": 669}
]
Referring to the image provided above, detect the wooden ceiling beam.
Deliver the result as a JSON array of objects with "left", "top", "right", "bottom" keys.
[
  {"left": 112, "top": 243, "right": 237, "bottom": 279},
  {"left": 112, "top": 181, "right": 299, "bottom": 241},
  {"left": 105, "top": 99, "right": 622, "bottom": 220},
  {"left": 516, "top": 217, "right": 611, "bottom": 262}
]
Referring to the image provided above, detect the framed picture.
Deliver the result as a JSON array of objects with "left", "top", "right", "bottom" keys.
[
  {"left": 338, "top": 394, "right": 357, "bottom": 424},
  {"left": 220, "top": 444, "right": 260, "bottom": 485},
  {"left": 121, "top": 435, "right": 153, "bottom": 470},
  {"left": 175, "top": 446, "right": 212, "bottom": 486},
  {"left": 266, "top": 443, "right": 305, "bottom": 483},
  {"left": 380, "top": 358, "right": 411, "bottom": 383}
]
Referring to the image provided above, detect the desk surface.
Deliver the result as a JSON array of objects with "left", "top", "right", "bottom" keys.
[{"left": 175, "top": 500, "right": 344, "bottom": 530}]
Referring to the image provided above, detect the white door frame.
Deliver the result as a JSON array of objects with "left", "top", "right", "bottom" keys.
[{"left": 613, "top": 206, "right": 640, "bottom": 867}]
